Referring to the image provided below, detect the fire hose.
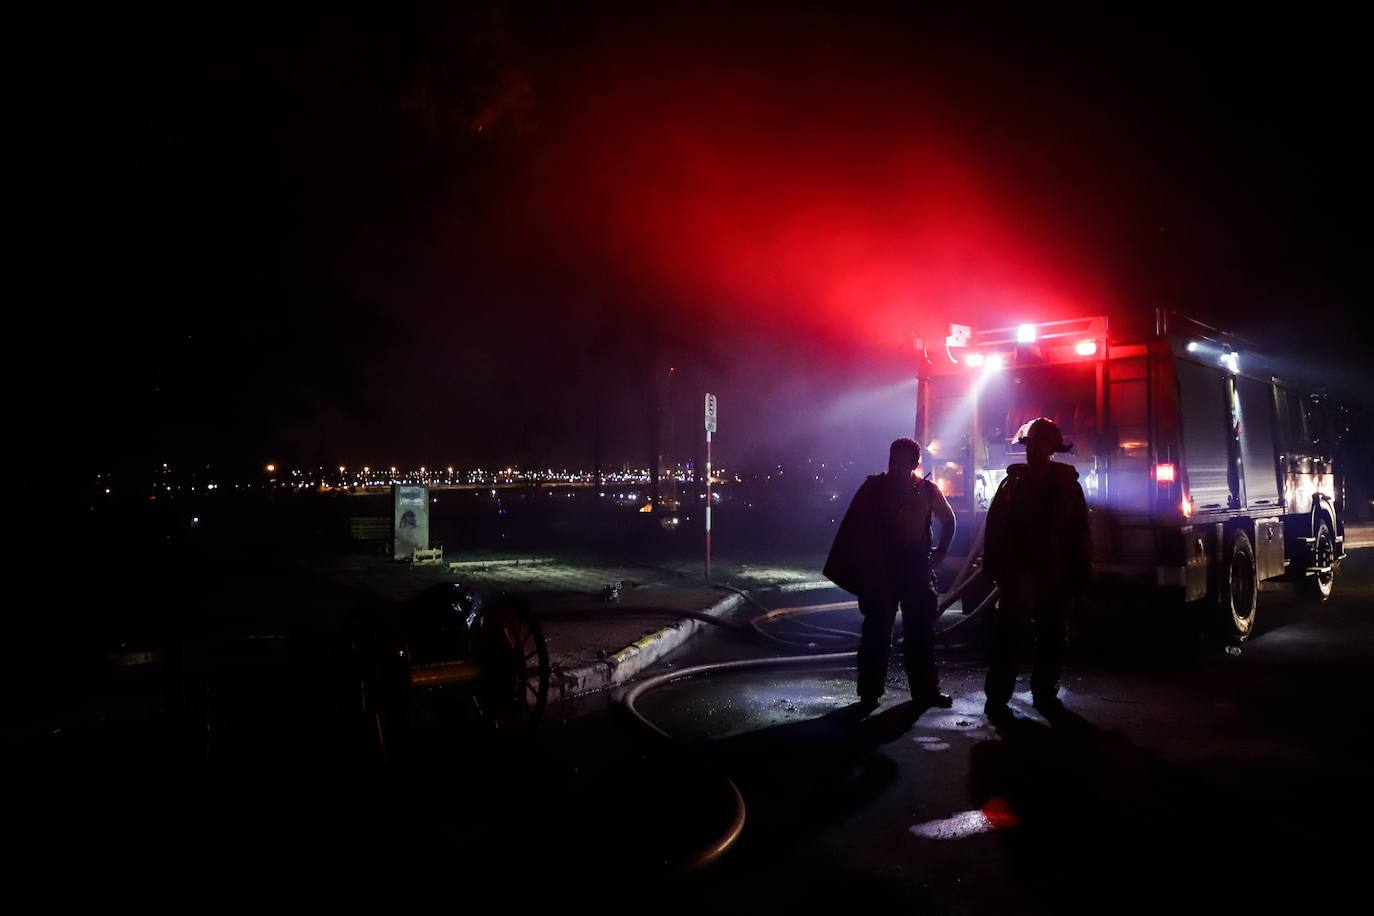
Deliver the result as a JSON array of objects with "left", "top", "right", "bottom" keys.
[{"left": 619, "top": 516, "right": 1000, "bottom": 873}]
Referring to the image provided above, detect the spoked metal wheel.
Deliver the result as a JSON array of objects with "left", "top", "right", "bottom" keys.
[
  {"left": 471, "top": 598, "right": 550, "bottom": 729},
  {"left": 1304, "top": 520, "right": 1336, "bottom": 602}
]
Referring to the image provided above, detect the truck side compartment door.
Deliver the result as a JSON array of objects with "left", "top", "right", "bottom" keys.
[
  {"left": 1235, "top": 376, "right": 1281, "bottom": 510},
  {"left": 1255, "top": 518, "right": 1286, "bottom": 581},
  {"left": 1175, "top": 359, "right": 1235, "bottom": 512}
]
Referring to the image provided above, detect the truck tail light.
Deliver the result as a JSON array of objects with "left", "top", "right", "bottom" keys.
[
  {"left": 1075, "top": 339, "right": 1098, "bottom": 356},
  {"left": 1153, "top": 463, "right": 1176, "bottom": 483}
]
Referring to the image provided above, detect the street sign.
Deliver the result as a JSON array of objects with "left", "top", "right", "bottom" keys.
[
  {"left": 705, "top": 393, "right": 717, "bottom": 433},
  {"left": 392, "top": 484, "right": 430, "bottom": 561}
]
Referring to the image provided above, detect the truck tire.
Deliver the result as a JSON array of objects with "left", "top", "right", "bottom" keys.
[
  {"left": 1221, "top": 530, "right": 1258, "bottom": 641},
  {"left": 1302, "top": 518, "right": 1336, "bottom": 603}
]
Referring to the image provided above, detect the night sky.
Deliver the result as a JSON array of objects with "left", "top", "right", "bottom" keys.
[{"left": 39, "top": 3, "right": 1372, "bottom": 478}]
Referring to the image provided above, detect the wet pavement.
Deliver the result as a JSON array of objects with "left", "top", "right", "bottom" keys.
[
  {"left": 9, "top": 549, "right": 1372, "bottom": 909},
  {"left": 627, "top": 550, "right": 1373, "bottom": 912}
]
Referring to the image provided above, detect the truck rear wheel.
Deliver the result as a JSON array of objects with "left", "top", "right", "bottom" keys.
[
  {"left": 1221, "top": 530, "right": 1258, "bottom": 641},
  {"left": 1302, "top": 519, "right": 1336, "bottom": 603}
]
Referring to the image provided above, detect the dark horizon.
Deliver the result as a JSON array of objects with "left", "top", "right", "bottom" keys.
[{"left": 31, "top": 3, "right": 1373, "bottom": 478}]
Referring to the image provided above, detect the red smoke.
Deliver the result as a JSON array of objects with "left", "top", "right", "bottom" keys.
[{"left": 517, "top": 28, "right": 1116, "bottom": 353}]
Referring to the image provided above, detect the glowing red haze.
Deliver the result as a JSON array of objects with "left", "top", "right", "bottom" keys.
[{"left": 520, "top": 39, "right": 1117, "bottom": 353}]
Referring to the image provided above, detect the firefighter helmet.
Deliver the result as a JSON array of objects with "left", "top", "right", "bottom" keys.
[{"left": 1015, "top": 417, "right": 1073, "bottom": 453}]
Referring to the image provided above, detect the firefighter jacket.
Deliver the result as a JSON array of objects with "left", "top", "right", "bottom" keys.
[
  {"left": 824, "top": 472, "right": 937, "bottom": 604},
  {"left": 984, "top": 462, "right": 1091, "bottom": 592}
]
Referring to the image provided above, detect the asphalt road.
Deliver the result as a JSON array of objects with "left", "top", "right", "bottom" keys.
[
  {"left": 11, "top": 550, "right": 1370, "bottom": 909},
  {"left": 631, "top": 549, "right": 1374, "bottom": 912}
]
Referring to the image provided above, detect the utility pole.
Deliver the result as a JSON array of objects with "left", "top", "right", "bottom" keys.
[
  {"left": 660, "top": 366, "right": 678, "bottom": 509},
  {"left": 704, "top": 393, "right": 717, "bottom": 578}
]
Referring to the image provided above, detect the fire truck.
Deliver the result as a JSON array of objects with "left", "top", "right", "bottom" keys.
[{"left": 914, "top": 313, "right": 1348, "bottom": 640}]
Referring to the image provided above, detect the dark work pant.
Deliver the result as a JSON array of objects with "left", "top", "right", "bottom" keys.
[
  {"left": 984, "top": 577, "right": 1070, "bottom": 706},
  {"left": 857, "top": 584, "right": 939, "bottom": 700}
]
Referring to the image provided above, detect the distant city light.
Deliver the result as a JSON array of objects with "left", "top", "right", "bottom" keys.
[{"left": 110, "top": 461, "right": 719, "bottom": 497}]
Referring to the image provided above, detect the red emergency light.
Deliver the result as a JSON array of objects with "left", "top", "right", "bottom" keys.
[
  {"left": 1153, "top": 463, "right": 1176, "bottom": 483},
  {"left": 918, "top": 317, "right": 1108, "bottom": 375}
]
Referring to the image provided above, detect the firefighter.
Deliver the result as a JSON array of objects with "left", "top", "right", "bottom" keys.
[
  {"left": 982, "top": 417, "right": 1091, "bottom": 723},
  {"left": 824, "top": 437, "right": 957, "bottom": 713}
]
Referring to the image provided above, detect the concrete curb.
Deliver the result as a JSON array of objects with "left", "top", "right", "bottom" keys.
[
  {"left": 447, "top": 557, "right": 554, "bottom": 571},
  {"left": 548, "top": 592, "right": 746, "bottom": 702},
  {"left": 1344, "top": 524, "right": 1374, "bottom": 551},
  {"left": 776, "top": 579, "right": 836, "bottom": 593}
]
